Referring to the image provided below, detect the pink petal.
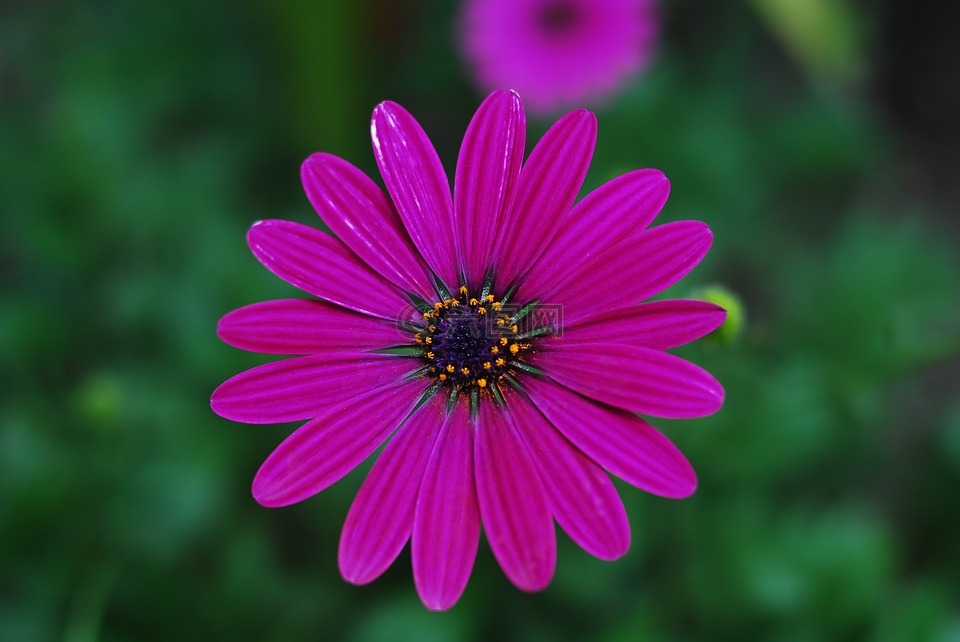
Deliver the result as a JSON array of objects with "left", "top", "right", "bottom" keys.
[
  {"left": 252, "top": 380, "right": 426, "bottom": 507},
  {"left": 339, "top": 394, "right": 446, "bottom": 585},
  {"left": 540, "top": 220, "right": 713, "bottom": 325},
  {"left": 247, "top": 220, "right": 411, "bottom": 321},
  {"left": 453, "top": 90, "right": 525, "bottom": 289},
  {"left": 560, "top": 300, "right": 727, "bottom": 350},
  {"left": 492, "top": 109, "right": 597, "bottom": 289},
  {"left": 516, "top": 169, "right": 670, "bottom": 302},
  {"left": 301, "top": 153, "right": 434, "bottom": 296},
  {"left": 523, "top": 376, "right": 697, "bottom": 499},
  {"left": 536, "top": 343, "right": 724, "bottom": 419},
  {"left": 210, "top": 353, "right": 415, "bottom": 424},
  {"left": 475, "top": 397, "right": 555, "bottom": 591},
  {"left": 217, "top": 299, "right": 407, "bottom": 355},
  {"left": 371, "top": 101, "right": 458, "bottom": 290},
  {"left": 413, "top": 398, "right": 480, "bottom": 611},
  {"left": 507, "top": 390, "right": 630, "bottom": 560}
]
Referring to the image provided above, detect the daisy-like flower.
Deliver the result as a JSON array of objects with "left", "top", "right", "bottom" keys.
[
  {"left": 459, "top": 0, "right": 658, "bottom": 113},
  {"left": 212, "top": 90, "right": 724, "bottom": 611}
]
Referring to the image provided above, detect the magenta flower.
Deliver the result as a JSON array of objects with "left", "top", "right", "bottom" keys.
[
  {"left": 212, "top": 90, "right": 724, "bottom": 610},
  {"left": 459, "top": 0, "right": 658, "bottom": 113}
]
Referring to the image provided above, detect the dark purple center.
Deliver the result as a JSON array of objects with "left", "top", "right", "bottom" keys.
[{"left": 414, "top": 288, "right": 551, "bottom": 392}]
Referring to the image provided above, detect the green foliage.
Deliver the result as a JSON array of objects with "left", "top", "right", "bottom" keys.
[{"left": 2, "top": 0, "right": 958, "bottom": 639}]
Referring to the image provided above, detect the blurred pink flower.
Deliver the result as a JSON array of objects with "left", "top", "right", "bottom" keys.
[
  {"left": 212, "top": 90, "right": 723, "bottom": 610},
  {"left": 459, "top": 0, "right": 658, "bottom": 113}
]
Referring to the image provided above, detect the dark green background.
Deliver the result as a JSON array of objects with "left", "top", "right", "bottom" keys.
[{"left": 3, "top": 0, "right": 959, "bottom": 640}]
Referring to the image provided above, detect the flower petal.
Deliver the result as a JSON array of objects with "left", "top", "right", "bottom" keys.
[
  {"left": 541, "top": 220, "right": 713, "bottom": 325},
  {"left": 453, "top": 90, "right": 525, "bottom": 289},
  {"left": 210, "top": 353, "right": 415, "bottom": 424},
  {"left": 536, "top": 343, "right": 724, "bottom": 419},
  {"left": 338, "top": 394, "right": 446, "bottom": 585},
  {"left": 371, "top": 101, "right": 458, "bottom": 290},
  {"left": 247, "top": 219, "right": 411, "bottom": 321},
  {"left": 475, "top": 397, "right": 555, "bottom": 591},
  {"left": 560, "top": 300, "right": 727, "bottom": 350},
  {"left": 492, "top": 109, "right": 597, "bottom": 289},
  {"left": 508, "top": 390, "right": 630, "bottom": 560},
  {"left": 523, "top": 376, "right": 697, "bottom": 499},
  {"left": 301, "top": 153, "right": 434, "bottom": 296},
  {"left": 516, "top": 169, "right": 670, "bottom": 301},
  {"left": 413, "top": 399, "right": 480, "bottom": 611},
  {"left": 252, "top": 380, "right": 426, "bottom": 507},
  {"left": 217, "top": 299, "right": 407, "bottom": 355}
]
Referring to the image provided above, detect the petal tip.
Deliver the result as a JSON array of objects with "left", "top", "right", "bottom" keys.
[
  {"left": 491, "top": 90, "right": 526, "bottom": 122},
  {"left": 594, "top": 538, "right": 631, "bottom": 562},
  {"left": 209, "top": 383, "right": 232, "bottom": 419},
  {"left": 674, "top": 476, "right": 699, "bottom": 499},
  {"left": 246, "top": 219, "right": 275, "bottom": 246},
  {"left": 668, "top": 462, "right": 699, "bottom": 499},
  {"left": 251, "top": 476, "right": 287, "bottom": 508},
  {"left": 337, "top": 558, "right": 373, "bottom": 586},
  {"left": 300, "top": 153, "right": 333, "bottom": 185},
  {"left": 371, "top": 100, "right": 405, "bottom": 125},
  {"left": 418, "top": 591, "right": 458, "bottom": 612},
  {"left": 572, "top": 108, "right": 598, "bottom": 131}
]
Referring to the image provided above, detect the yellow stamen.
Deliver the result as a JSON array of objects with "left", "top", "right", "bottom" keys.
[
  {"left": 477, "top": 378, "right": 487, "bottom": 388},
  {"left": 490, "top": 346, "right": 499, "bottom": 354},
  {"left": 492, "top": 302, "right": 502, "bottom": 311},
  {"left": 486, "top": 295, "right": 495, "bottom": 303},
  {"left": 469, "top": 298, "right": 478, "bottom": 306},
  {"left": 428, "top": 325, "right": 436, "bottom": 332},
  {"left": 483, "top": 361, "right": 492, "bottom": 370},
  {"left": 446, "top": 364, "right": 455, "bottom": 373},
  {"left": 509, "top": 343, "right": 520, "bottom": 355},
  {"left": 496, "top": 318, "right": 506, "bottom": 326},
  {"left": 478, "top": 308, "right": 486, "bottom": 315},
  {"left": 426, "top": 351, "right": 435, "bottom": 359},
  {"left": 459, "top": 285, "right": 469, "bottom": 295},
  {"left": 424, "top": 337, "right": 432, "bottom": 344},
  {"left": 422, "top": 312, "right": 431, "bottom": 320},
  {"left": 439, "top": 373, "right": 447, "bottom": 381},
  {"left": 511, "top": 325, "right": 518, "bottom": 333},
  {"left": 460, "top": 367, "right": 470, "bottom": 376},
  {"left": 495, "top": 357, "right": 506, "bottom": 367},
  {"left": 499, "top": 337, "right": 508, "bottom": 346}
]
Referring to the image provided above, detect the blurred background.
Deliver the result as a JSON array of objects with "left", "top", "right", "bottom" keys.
[{"left": 2, "top": 0, "right": 959, "bottom": 640}]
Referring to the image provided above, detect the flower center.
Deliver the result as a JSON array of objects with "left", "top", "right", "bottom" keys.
[
  {"left": 536, "top": 1, "right": 581, "bottom": 36},
  {"left": 414, "top": 285, "right": 549, "bottom": 392}
]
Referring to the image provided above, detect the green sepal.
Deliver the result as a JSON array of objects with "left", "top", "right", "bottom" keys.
[
  {"left": 371, "top": 345, "right": 424, "bottom": 356},
  {"left": 407, "top": 379, "right": 444, "bottom": 416},
  {"left": 502, "top": 373, "right": 523, "bottom": 392},
  {"left": 432, "top": 274, "right": 452, "bottom": 301},
  {"left": 470, "top": 387, "right": 479, "bottom": 422},
  {"left": 489, "top": 381, "right": 506, "bottom": 408},
  {"left": 516, "top": 325, "right": 554, "bottom": 340},
  {"left": 446, "top": 388, "right": 460, "bottom": 414},
  {"left": 406, "top": 292, "right": 434, "bottom": 313},
  {"left": 510, "top": 300, "right": 539, "bottom": 324},
  {"left": 397, "top": 320, "right": 424, "bottom": 334},
  {"left": 403, "top": 365, "right": 433, "bottom": 381},
  {"left": 511, "top": 361, "right": 545, "bottom": 376},
  {"left": 480, "top": 269, "right": 495, "bottom": 300}
]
